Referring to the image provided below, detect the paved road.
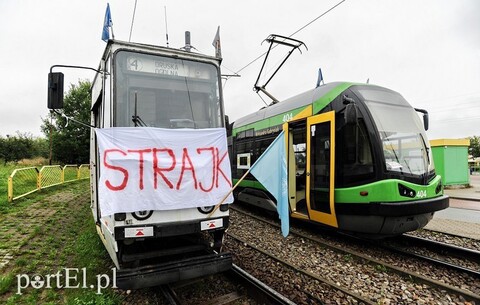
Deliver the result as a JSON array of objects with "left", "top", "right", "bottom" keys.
[
  {"left": 425, "top": 175, "right": 480, "bottom": 239},
  {"left": 433, "top": 204, "right": 480, "bottom": 223}
]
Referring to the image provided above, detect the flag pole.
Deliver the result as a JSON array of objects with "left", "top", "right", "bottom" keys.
[
  {"left": 208, "top": 129, "right": 285, "bottom": 218},
  {"left": 207, "top": 168, "right": 252, "bottom": 218}
]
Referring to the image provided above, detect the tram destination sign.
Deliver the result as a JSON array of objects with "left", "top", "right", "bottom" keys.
[{"left": 126, "top": 55, "right": 211, "bottom": 79}]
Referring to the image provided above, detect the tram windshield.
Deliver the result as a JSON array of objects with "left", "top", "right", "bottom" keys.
[
  {"left": 358, "top": 88, "right": 434, "bottom": 177},
  {"left": 114, "top": 51, "right": 222, "bottom": 128}
]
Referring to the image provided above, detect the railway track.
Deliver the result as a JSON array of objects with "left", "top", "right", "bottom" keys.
[
  {"left": 408, "top": 228, "right": 480, "bottom": 252},
  {"left": 226, "top": 232, "right": 375, "bottom": 304},
  {"left": 160, "top": 263, "right": 295, "bottom": 305},
  {"left": 379, "top": 234, "right": 480, "bottom": 277},
  {"left": 229, "top": 205, "right": 480, "bottom": 304}
]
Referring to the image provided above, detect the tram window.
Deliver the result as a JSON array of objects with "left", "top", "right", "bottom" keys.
[
  {"left": 114, "top": 51, "right": 222, "bottom": 128},
  {"left": 122, "top": 89, "right": 214, "bottom": 128},
  {"left": 337, "top": 119, "right": 374, "bottom": 186},
  {"left": 92, "top": 97, "right": 102, "bottom": 128},
  {"left": 236, "top": 131, "right": 246, "bottom": 139},
  {"left": 257, "top": 138, "right": 275, "bottom": 156},
  {"left": 292, "top": 127, "right": 306, "bottom": 177},
  {"left": 236, "top": 129, "right": 254, "bottom": 139},
  {"left": 293, "top": 143, "right": 306, "bottom": 175},
  {"left": 236, "top": 141, "right": 252, "bottom": 154},
  {"left": 104, "top": 56, "right": 111, "bottom": 127}
]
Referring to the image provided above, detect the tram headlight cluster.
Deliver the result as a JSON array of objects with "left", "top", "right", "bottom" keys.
[
  {"left": 131, "top": 210, "right": 153, "bottom": 221},
  {"left": 398, "top": 184, "right": 416, "bottom": 198},
  {"left": 114, "top": 213, "right": 126, "bottom": 221},
  {"left": 197, "top": 204, "right": 229, "bottom": 214},
  {"left": 197, "top": 206, "right": 215, "bottom": 214}
]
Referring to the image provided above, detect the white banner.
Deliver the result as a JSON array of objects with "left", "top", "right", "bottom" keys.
[{"left": 95, "top": 127, "right": 233, "bottom": 216}]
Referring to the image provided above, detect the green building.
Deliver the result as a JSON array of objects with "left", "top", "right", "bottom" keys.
[{"left": 430, "top": 139, "right": 470, "bottom": 186}]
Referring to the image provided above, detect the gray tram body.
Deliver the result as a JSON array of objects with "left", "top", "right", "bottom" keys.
[{"left": 87, "top": 40, "right": 231, "bottom": 288}]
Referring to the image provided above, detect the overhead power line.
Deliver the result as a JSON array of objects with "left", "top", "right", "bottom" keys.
[
  {"left": 288, "top": 0, "right": 346, "bottom": 37},
  {"left": 129, "top": 0, "right": 138, "bottom": 42},
  {"left": 233, "top": 0, "right": 347, "bottom": 75}
]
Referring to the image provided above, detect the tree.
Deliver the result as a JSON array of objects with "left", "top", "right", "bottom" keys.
[
  {"left": 32, "top": 137, "right": 49, "bottom": 159},
  {"left": 0, "top": 132, "right": 35, "bottom": 165},
  {"left": 469, "top": 136, "right": 480, "bottom": 158},
  {"left": 41, "top": 80, "right": 91, "bottom": 164}
]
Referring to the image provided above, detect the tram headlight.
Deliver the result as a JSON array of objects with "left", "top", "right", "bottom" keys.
[
  {"left": 114, "top": 213, "right": 126, "bottom": 221},
  {"left": 131, "top": 210, "right": 153, "bottom": 221},
  {"left": 398, "top": 184, "right": 416, "bottom": 198},
  {"left": 197, "top": 206, "right": 215, "bottom": 214}
]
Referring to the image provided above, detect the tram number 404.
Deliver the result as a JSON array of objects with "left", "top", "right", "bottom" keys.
[
  {"left": 282, "top": 113, "right": 293, "bottom": 122},
  {"left": 416, "top": 190, "right": 427, "bottom": 198}
]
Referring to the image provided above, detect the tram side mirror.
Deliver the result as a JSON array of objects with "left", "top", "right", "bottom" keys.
[
  {"left": 225, "top": 115, "right": 232, "bottom": 136},
  {"left": 345, "top": 103, "right": 358, "bottom": 125},
  {"left": 48, "top": 72, "right": 64, "bottom": 109},
  {"left": 422, "top": 113, "right": 429, "bottom": 131},
  {"left": 225, "top": 115, "right": 230, "bottom": 128},
  {"left": 415, "top": 108, "right": 429, "bottom": 131}
]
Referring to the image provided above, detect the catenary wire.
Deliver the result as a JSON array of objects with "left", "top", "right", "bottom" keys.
[
  {"left": 231, "top": 0, "right": 347, "bottom": 76},
  {"left": 129, "top": 0, "right": 138, "bottom": 42}
]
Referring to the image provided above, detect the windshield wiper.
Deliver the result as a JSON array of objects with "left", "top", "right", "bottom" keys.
[
  {"left": 132, "top": 115, "right": 147, "bottom": 127},
  {"left": 132, "top": 91, "right": 147, "bottom": 127},
  {"left": 419, "top": 133, "right": 430, "bottom": 184},
  {"left": 419, "top": 133, "right": 430, "bottom": 165}
]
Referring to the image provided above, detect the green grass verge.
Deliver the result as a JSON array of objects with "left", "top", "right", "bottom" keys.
[
  {"left": 0, "top": 164, "right": 19, "bottom": 205},
  {"left": 0, "top": 179, "right": 123, "bottom": 305}
]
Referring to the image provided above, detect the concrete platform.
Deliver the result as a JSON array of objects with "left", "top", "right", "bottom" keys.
[
  {"left": 424, "top": 174, "right": 480, "bottom": 240},
  {"left": 425, "top": 217, "right": 480, "bottom": 240}
]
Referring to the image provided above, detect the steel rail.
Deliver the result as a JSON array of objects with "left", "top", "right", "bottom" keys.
[
  {"left": 380, "top": 234, "right": 480, "bottom": 277},
  {"left": 230, "top": 206, "right": 480, "bottom": 303},
  {"left": 160, "top": 285, "right": 182, "bottom": 305},
  {"left": 227, "top": 264, "right": 297, "bottom": 305},
  {"left": 402, "top": 233, "right": 480, "bottom": 261},
  {"left": 160, "top": 260, "right": 296, "bottom": 305},
  {"left": 227, "top": 231, "right": 375, "bottom": 305}
]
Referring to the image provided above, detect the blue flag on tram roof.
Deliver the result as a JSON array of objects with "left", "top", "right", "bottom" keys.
[
  {"left": 102, "top": 3, "right": 113, "bottom": 42},
  {"left": 250, "top": 130, "right": 289, "bottom": 237}
]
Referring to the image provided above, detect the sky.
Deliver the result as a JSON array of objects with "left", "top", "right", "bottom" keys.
[{"left": 0, "top": 0, "right": 479, "bottom": 141}]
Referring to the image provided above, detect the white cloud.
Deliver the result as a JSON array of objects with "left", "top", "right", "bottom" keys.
[{"left": 0, "top": 0, "right": 479, "bottom": 140}]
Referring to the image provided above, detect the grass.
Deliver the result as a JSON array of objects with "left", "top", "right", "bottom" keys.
[
  {"left": 0, "top": 179, "right": 123, "bottom": 304},
  {"left": 0, "top": 164, "right": 19, "bottom": 205},
  {"left": 0, "top": 162, "right": 88, "bottom": 209},
  {"left": 0, "top": 274, "right": 14, "bottom": 295},
  {"left": 374, "top": 264, "right": 388, "bottom": 273}
]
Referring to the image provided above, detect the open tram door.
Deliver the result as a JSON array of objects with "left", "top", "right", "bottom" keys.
[{"left": 287, "top": 111, "right": 338, "bottom": 228}]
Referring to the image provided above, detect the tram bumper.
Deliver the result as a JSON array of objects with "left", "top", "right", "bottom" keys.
[
  {"left": 115, "top": 252, "right": 232, "bottom": 289},
  {"left": 361, "top": 195, "right": 449, "bottom": 217},
  {"left": 336, "top": 195, "right": 449, "bottom": 236}
]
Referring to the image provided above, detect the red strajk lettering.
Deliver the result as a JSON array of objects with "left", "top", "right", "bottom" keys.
[
  {"left": 176, "top": 148, "right": 198, "bottom": 190},
  {"left": 104, "top": 149, "right": 129, "bottom": 191},
  {"left": 153, "top": 148, "right": 176, "bottom": 189},
  {"left": 127, "top": 149, "right": 152, "bottom": 190}
]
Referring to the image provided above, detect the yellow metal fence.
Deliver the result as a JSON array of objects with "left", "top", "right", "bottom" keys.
[{"left": 7, "top": 164, "right": 90, "bottom": 202}]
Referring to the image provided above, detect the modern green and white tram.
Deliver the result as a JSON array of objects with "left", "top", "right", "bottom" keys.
[{"left": 229, "top": 82, "right": 448, "bottom": 237}]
